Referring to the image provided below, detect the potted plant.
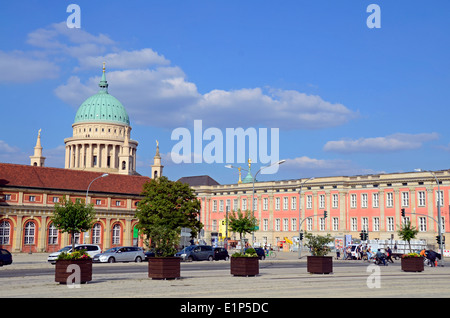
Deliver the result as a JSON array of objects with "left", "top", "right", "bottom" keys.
[
  {"left": 400, "top": 252, "right": 424, "bottom": 272},
  {"left": 54, "top": 249, "right": 93, "bottom": 284},
  {"left": 135, "top": 177, "right": 202, "bottom": 280},
  {"left": 227, "top": 209, "right": 259, "bottom": 276},
  {"left": 51, "top": 196, "right": 96, "bottom": 284},
  {"left": 397, "top": 221, "right": 422, "bottom": 272},
  {"left": 304, "top": 232, "right": 334, "bottom": 274}
]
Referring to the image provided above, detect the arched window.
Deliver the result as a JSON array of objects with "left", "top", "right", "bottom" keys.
[
  {"left": 0, "top": 221, "right": 11, "bottom": 245},
  {"left": 92, "top": 223, "right": 101, "bottom": 244},
  {"left": 24, "top": 221, "right": 35, "bottom": 245},
  {"left": 112, "top": 224, "right": 121, "bottom": 245},
  {"left": 48, "top": 223, "right": 58, "bottom": 245}
]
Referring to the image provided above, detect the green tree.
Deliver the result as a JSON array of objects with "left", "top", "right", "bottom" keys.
[
  {"left": 304, "top": 232, "right": 334, "bottom": 256},
  {"left": 135, "top": 176, "right": 203, "bottom": 257},
  {"left": 51, "top": 196, "right": 96, "bottom": 252},
  {"left": 397, "top": 220, "right": 419, "bottom": 253},
  {"left": 227, "top": 209, "right": 258, "bottom": 253}
]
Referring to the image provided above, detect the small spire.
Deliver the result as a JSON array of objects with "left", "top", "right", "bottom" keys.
[{"left": 99, "top": 62, "right": 108, "bottom": 93}]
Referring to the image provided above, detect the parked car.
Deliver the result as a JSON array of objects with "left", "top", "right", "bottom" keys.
[
  {"left": 0, "top": 248, "right": 12, "bottom": 266},
  {"left": 92, "top": 246, "right": 145, "bottom": 263},
  {"left": 47, "top": 244, "right": 102, "bottom": 264},
  {"left": 214, "top": 247, "right": 229, "bottom": 260},
  {"left": 245, "top": 247, "right": 266, "bottom": 260},
  {"left": 175, "top": 245, "right": 214, "bottom": 261}
]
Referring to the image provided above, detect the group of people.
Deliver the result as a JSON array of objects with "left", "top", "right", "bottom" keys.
[{"left": 336, "top": 245, "right": 395, "bottom": 265}]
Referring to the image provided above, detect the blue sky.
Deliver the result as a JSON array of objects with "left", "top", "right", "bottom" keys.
[{"left": 0, "top": 1, "right": 449, "bottom": 184}]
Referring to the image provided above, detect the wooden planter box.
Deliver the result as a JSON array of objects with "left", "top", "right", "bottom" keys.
[
  {"left": 148, "top": 257, "right": 181, "bottom": 280},
  {"left": 307, "top": 256, "right": 333, "bottom": 274},
  {"left": 55, "top": 259, "right": 92, "bottom": 284},
  {"left": 401, "top": 257, "right": 424, "bottom": 272},
  {"left": 230, "top": 257, "right": 259, "bottom": 276}
]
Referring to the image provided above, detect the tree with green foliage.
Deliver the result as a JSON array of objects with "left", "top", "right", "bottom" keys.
[
  {"left": 51, "top": 196, "right": 96, "bottom": 252},
  {"left": 135, "top": 176, "right": 203, "bottom": 257},
  {"left": 304, "top": 232, "right": 334, "bottom": 256},
  {"left": 397, "top": 220, "right": 419, "bottom": 253},
  {"left": 227, "top": 209, "right": 258, "bottom": 253}
]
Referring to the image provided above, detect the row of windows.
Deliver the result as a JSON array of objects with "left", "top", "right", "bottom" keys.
[
  {"left": 210, "top": 216, "right": 447, "bottom": 233},
  {"left": 3, "top": 194, "right": 130, "bottom": 207},
  {"left": 209, "top": 190, "right": 445, "bottom": 212},
  {"left": 0, "top": 221, "right": 123, "bottom": 246}
]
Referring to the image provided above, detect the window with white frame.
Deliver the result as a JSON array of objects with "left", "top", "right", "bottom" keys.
[
  {"left": 275, "top": 219, "right": 280, "bottom": 231},
  {"left": 53, "top": 196, "right": 59, "bottom": 203},
  {"left": 441, "top": 217, "right": 446, "bottom": 232},
  {"left": 319, "top": 217, "right": 325, "bottom": 231},
  {"left": 291, "top": 218, "right": 297, "bottom": 231},
  {"left": 48, "top": 223, "right": 58, "bottom": 245},
  {"left": 319, "top": 194, "right": 325, "bottom": 209},
  {"left": 332, "top": 217, "right": 339, "bottom": 231},
  {"left": 92, "top": 223, "right": 101, "bottom": 244},
  {"left": 0, "top": 221, "right": 10, "bottom": 245},
  {"left": 233, "top": 199, "right": 238, "bottom": 211},
  {"left": 283, "top": 218, "right": 289, "bottom": 231},
  {"left": 212, "top": 200, "right": 217, "bottom": 212},
  {"left": 401, "top": 192, "right": 409, "bottom": 207},
  {"left": 386, "top": 192, "right": 393, "bottom": 207},
  {"left": 373, "top": 217, "right": 380, "bottom": 231},
  {"left": 226, "top": 199, "right": 231, "bottom": 212},
  {"left": 332, "top": 194, "right": 338, "bottom": 209},
  {"left": 275, "top": 197, "right": 280, "bottom": 210},
  {"left": 387, "top": 217, "right": 394, "bottom": 231},
  {"left": 361, "top": 194, "right": 368, "bottom": 208},
  {"left": 242, "top": 198, "right": 247, "bottom": 210},
  {"left": 24, "top": 221, "right": 35, "bottom": 245},
  {"left": 263, "top": 198, "right": 268, "bottom": 210},
  {"left": 306, "top": 195, "right": 312, "bottom": 209},
  {"left": 306, "top": 218, "right": 313, "bottom": 231},
  {"left": 418, "top": 191, "right": 426, "bottom": 206},
  {"left": 291, "top": 197, "right": 297, "bottom": 210},
  {"left": 419, "top": 217, "right": 427, "bottom": 232},
  {"left": 253, "top": 198, "right": 257, "bottom": 211},
  {"left": 372, "top": 193, "right": 379, "bottom": 208},
  {"left": 362, "top": 217, "right": 368, "bottom": 231},
  {"left": 351, "top": 217, "right": 357, "bottom": 231},
  {"left": 219, "top": 200, "right": 224, "bottom": 212},
  {"left": 263, "top": 219, "right": 268, "bottom": 231},
  {"left": 283, "top": 197, "right": 288, "bottom": 210},
  {"left": 351, "top": 194, "right": 357, "bottom": 208},
  {"left": 212, "top": 220, "right": 217, "bottom": 231},
  {"left": 436, "top": 190, "right": 444, "bottom": 207},
  {"left": 112, "top": 224, "right": 121, "bottom": 245}
]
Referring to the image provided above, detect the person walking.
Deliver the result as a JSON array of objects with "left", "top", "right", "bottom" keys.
[{"left": 386, "top": 246, "right": 394, "bottom": 263}]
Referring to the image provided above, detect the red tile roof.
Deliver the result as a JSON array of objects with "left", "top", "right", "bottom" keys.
[{"left": 0, "top": 163, "right": 150, "bottom": 195}]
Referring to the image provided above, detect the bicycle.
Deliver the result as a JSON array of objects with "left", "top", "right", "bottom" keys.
[{"left": 266, "top": 250, "right": 276, "bottom": 259}]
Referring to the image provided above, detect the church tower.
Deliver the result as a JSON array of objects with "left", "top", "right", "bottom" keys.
[
  {"left": 151, "top": 140, "right": 164, "bottom": 179},
  {"left": 30, "top": 129, "right": 46, "bottom": 167}
]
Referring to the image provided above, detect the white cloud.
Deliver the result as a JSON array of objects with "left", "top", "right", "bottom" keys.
[
  {"left": 0, "top": 50, "right": 59, "bottom": 83},
  {"left": 283, "top": 155, "right": 376, "bottom": 177},
  {"left": 323, "top": 133, "right": 439, "bottom": 154}
]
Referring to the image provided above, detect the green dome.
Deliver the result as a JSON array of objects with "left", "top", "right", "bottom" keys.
[{"left": 73, "top": 67, "right": 130, "bottom": 125}]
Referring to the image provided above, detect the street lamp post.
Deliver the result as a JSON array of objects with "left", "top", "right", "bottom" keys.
[
  {"left": 298, "top": 177, "right": 314, "bottom": 259},
  {"left": 226, "top": 160, "right": 285, "bottom": 245},
  {"left": 85, "top": 173, "right": 108, "bottom": 244}
]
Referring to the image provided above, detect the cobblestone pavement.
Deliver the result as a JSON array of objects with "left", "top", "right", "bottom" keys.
[{"left": 1, "top": 252, "right": 450, "bottom": 298}]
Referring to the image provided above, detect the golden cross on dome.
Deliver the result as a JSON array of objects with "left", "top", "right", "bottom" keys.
[{"left": 103, "top": 62, "right": 106, "bottom": 72}]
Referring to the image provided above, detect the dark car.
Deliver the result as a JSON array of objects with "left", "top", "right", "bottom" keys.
[
  {"left": 175, "top": 245, "right": 214, "bottom": 261},
  {"left": 0, "top": 248, "right": 12, "bottom": 266},
  {"left": 214, "top": 247, "right": 229, "bottom": 260},
  {"left": 245, "top": 247, "right": 265, "bottom": 260},
  {"left": 145, "top": 250, "right": 156, "bottom": 261}
]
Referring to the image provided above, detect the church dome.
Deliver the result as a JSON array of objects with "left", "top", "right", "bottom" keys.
[{"left": 73, "top": 65, "right": 130, "bottom": 126}]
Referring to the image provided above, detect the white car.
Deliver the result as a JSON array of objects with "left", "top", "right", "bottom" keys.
[
  {"left": 92, "top": 246, "right": 145, "bottom": 263},
  {"left": 47, "top": 244, "right": 102, "bottom": 264}
]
